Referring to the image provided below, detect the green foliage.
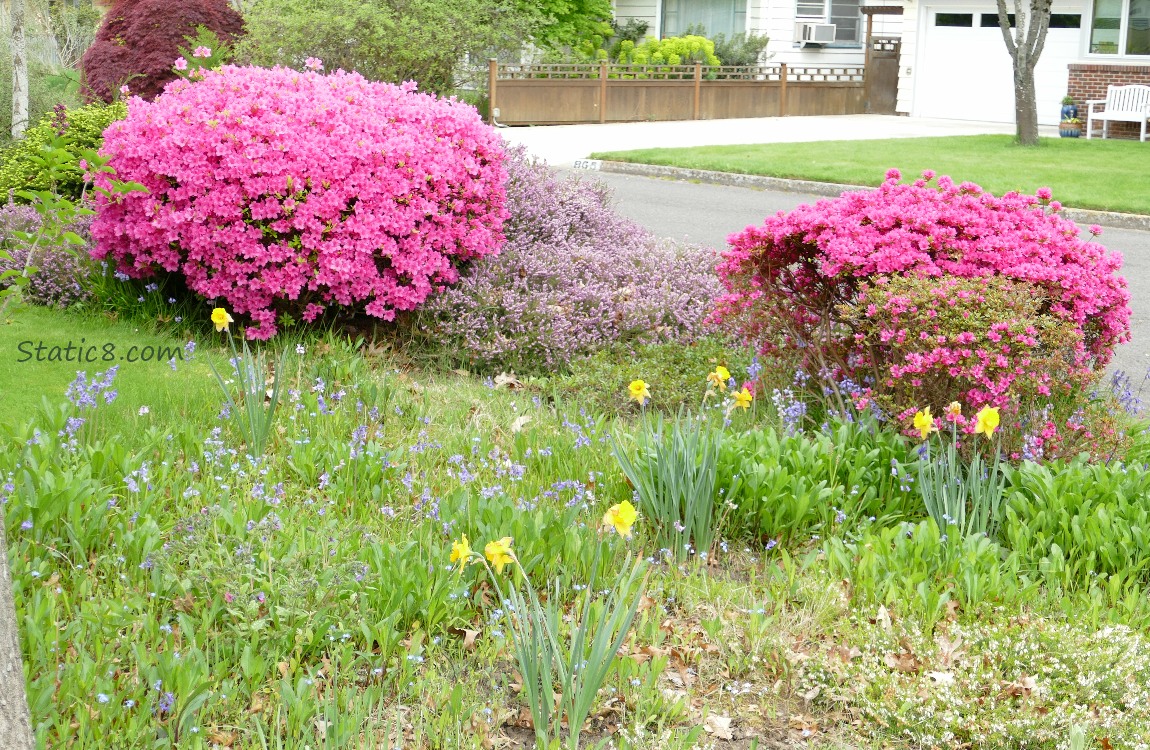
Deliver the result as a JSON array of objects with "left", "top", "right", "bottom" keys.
[
  {"left": 11, "top": 298, "right": 1150, "bottom": 746},
  {"left": 0, "top": 101, "right": 127, "bottom": 201},
  {"left": 612, "top": 412, "right": 731, "bottom": 563},
  {"left": 175, "top": 26, "right": 236, "bottom": 76},
  {"left": 607, "top": 17, "right": 650, "bottom": 58},
  {"left": 1, "top": 135, "right": 143, "bottom": 316},
  {"left": 0, "top": 59, "right": 85, "bottom": 147},
  {"left": 553, "top": 337, "right": 753, "bottom": 417},
  {"left": 238, "top": 0, "right": 536, "bottom": 93},
  {"left": 570, "top": 32, "right": 722, "bottom": 68},
  {"left": 1002, "top": 458, "right": 1150, "bottom": 586},
  {"left": 489, "top": 542, "right": 646, "bottom": 750},
  {"left": 444, "top": 488, "right": 600, "bottom": 584},
  {"left": 518, "top": 0, "right": 614, "bottom": 50},
  {"left": 619, "top": 35, "right": 721, "bottom": 67},
  {"left": 1120, "top": 420, "right": 1150, "bottom": 464},
  {"left": 823, "top": 519, "right": 1020, "bottom": 614},
  {"left": 207, "top": 332, "right": 288, "bottom": 459},
  {"left": 917, "top": 429, "right": 1006, "bottom": 542},
  {"left": 718, "top": 416, "right": 919, "bottom": 546},
  {"left": 708, "top": 30, "right": 771, "bottom": 66}
]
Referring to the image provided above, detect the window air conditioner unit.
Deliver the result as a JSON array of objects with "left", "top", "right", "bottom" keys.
[{"left": 795, "top": 22, "right": 836, "bottom": 45}]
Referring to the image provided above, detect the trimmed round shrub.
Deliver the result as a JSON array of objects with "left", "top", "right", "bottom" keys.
[
  {"left": 0, "top": 102, "right": 127, "bottom": 202},
  {"left": 81, "top": 0, "right": 244, "bottom": 103},
  {"left": 713, "top": 171, "right": 1130, "bottom": 426},
  {"left": 415, "top": 150, "right": 723, "bottom": 372},
  {"left": 0, "top": 202, "right": 94, "bottom": 308},
  {"left": 90, "top": 65, "right": 509, "bottom": 340}
]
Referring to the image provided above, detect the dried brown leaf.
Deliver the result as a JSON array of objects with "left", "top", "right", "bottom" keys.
[
  {"left": 704, "top": 714, "right": 734, "bottom": 740},
  {"left": 883, "top": 650, "right": 921, "bottom": 674},
  {"left": 493, "top": 372, "right": 523, "bottom": 389}
]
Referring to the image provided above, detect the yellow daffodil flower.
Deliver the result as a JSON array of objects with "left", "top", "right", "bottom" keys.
[
  {"left": 944, "top": 401, "right": 962, "bottom": 421},
  {"left": 974, "top": 406, "right": 1000, "bottom": 439},
  {"left": 449, "top": 534, "right": 472, "bottom": 572},
  {"left": 913, "top": 407, "right": 937, "bottom": 440},
  {"left": 484, "top": 536, "right": 515, "bottom": 574},
  {"left": 628, "top": 379, "right": 651, "bottom": 405},
  {"left": 602, "top": 500, "right": 638, "bottom": 538},
  {"left": 732, "top": 387, "right": 753, "bottom": 410},
  {"left": 706, "top": 365, "right": 731, "bottom": 391},
  {"left": 211, "top": 307, "right": 234, "bottom": 332}
]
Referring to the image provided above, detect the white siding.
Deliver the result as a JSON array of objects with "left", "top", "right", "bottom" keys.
[
  {"left": 896, "top": 0, "right": 918, "bottom": 114},
  {"left": 614, "top": 0, "right": 661, "bottom": 36},
  {"left": 759, "top": 0, "right": 868, "bottom": 65}
]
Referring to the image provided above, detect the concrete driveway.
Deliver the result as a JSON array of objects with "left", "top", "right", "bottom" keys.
[{"left": 499, "top": 114, "right": 1057, "bottom": 166}]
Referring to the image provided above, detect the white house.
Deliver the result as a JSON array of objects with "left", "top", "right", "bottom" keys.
[{"left": 613, "top": 0, "right": 1150, "bottom": 126}]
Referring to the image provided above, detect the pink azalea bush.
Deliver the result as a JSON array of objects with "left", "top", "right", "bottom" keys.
[
  {"left": 90, "top": 64, "right": 508, "bottom": 339},
  {"left": 840, "top": 275, "right": 1084, "bottom": 414},
  {"left": 714, "top": 170, "right": 1131, "bottom": 441},
  {"left": 417, "top": 149, "right": 722, "bottom": 371},
  {"left": 837, "top": 274, "right": 1130, "bottom": 459}
]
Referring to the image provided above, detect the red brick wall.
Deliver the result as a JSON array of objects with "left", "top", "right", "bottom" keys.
[{"left": 1067, "top": 63, "right": 1150, "bottom": 139}]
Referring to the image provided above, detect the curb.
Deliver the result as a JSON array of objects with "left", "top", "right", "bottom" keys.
[{"left": 597, "top": 161, "right": 1150, "bottom": 232}]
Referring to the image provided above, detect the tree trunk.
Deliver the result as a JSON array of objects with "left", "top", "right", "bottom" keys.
[
  {"left": 996, "top": 0, "right": 1051, "bottom": 147},
  {"left": 0, "top": 520, "right": 34, "bottom": 750},
  {"left": 1013, "top": 59, "right": 1040, "bottom": 145},
  {"left": 11, "top": 0, "right": 30, "bottom": 140}
]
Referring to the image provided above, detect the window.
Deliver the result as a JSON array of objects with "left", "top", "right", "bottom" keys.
[
  {"left": 1090, "top": 0, "right": 1150, "bottom": 54},
  {"left": 830, "top": 0, "right": 860, "bottom": 40},
  {"left": 979, "top": 13, "right": 1082, "bottom": 27},
  {"left": 935, "top": 13, "right": 974, "bottom": 26},
  {"left": 796, "top": 0, "right": 862, "bottom": 42},
  {"left": 663, "top": 0, "right": 748, "bottom": 38}
]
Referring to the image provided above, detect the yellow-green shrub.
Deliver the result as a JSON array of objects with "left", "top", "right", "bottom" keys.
[{"left": 0, "top": 101, "right": 127, "bottom": 201}]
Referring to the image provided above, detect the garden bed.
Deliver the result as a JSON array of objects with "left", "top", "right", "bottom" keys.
[{"left": 4, "top": 56, "right": 1149, "bottom": 750}]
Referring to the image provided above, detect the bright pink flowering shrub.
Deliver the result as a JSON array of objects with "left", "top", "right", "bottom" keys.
[
  {"left": 839, "top": 275, "right": 1092, "bottom": 447},
  {"left": 90, "top": 65, "right": 508, "bottom": 339},
  {"left": 714, "top": 170, "right": 1131, "bottom": 433}
]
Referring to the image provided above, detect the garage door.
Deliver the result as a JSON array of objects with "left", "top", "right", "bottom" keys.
[{"left": 915, "top": 10, "right": 1083, "bottom": 125}]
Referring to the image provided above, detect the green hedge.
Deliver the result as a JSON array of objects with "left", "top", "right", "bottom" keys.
[{"left": 0, "top": 101, "right": 127, "bottom": 201}]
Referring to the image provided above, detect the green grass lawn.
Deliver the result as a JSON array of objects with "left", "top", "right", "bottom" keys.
[
  {"left": 0, "top": 306, "right": 221, "bottom": 436},
  {"left": 592, "top": 135, "right": 1150, "bottom": 215}
]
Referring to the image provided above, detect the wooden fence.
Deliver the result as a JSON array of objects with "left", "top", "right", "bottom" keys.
[{"left": 487, "top": 60, "right": 866, "bottom": 126}]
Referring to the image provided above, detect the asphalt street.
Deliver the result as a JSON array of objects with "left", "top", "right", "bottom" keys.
[{"left": 582, "top": 169, "right": 1150, "bottom": 382}]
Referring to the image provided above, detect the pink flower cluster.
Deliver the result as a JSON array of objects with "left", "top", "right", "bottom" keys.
[
  {"left": 90, "top": 65, "right": 508, "bottom": 338},
  {"left": 851, "top": 275, "right": 1086, "bottom": 424},
  {"left": 712, "top": 172, "right": 1131, "bottom": 400}
]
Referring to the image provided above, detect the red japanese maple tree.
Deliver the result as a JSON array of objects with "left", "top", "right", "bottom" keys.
[{"left": 81, "top": 0, "right": 244, "bottom": 103}]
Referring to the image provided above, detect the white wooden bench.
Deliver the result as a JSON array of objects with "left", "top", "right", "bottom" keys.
[{"left": 1086, "top": 84, "right": 1150, "bottom": 141}]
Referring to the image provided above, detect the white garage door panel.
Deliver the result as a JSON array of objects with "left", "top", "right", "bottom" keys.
[{"left": 916, "top": 13, "right": 1081, "bottom": 126}]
